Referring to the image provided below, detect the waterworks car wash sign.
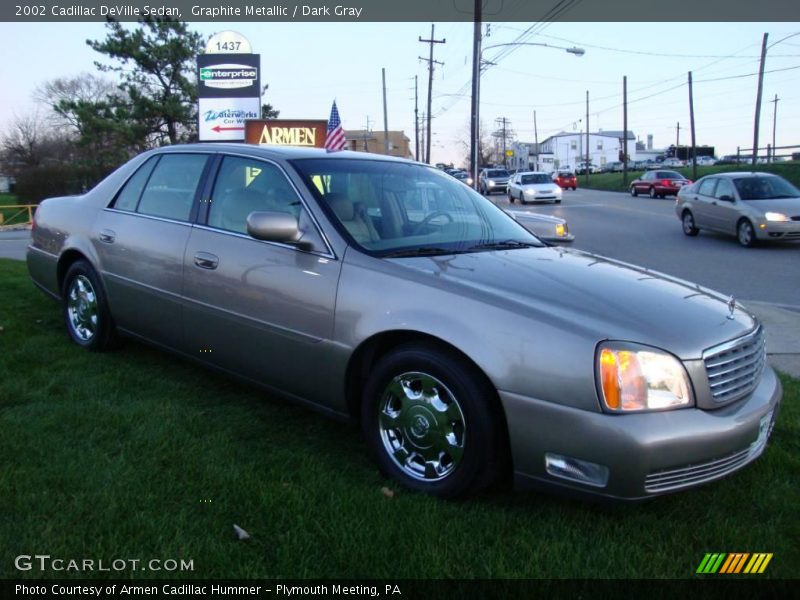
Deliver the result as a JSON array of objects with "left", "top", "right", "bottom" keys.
[
  {"left": 198, "top": 31, "right": 261, "bottom": 142},
  {"left": 245, "top": 120, "right": 328, "bottom": 148}
]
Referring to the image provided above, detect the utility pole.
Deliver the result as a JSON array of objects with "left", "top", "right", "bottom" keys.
[
  {"left": 585, "top": 90, "right": 590, "bottom": 185},
  {"left": 414, "top": 75, "right": 419, "bottom": 161},
  {"left": 675, "top": 122, "right": 680, "bottom": 156},
  {"left": 770, "top": 94, "right": 779, "bottom": 162},
  {"left": 419, "top": 112, "right": 425, "bottom": 159},
  {"left": 494, "top": 117, "right": 511, "bottom": 166},
  {"left": 688, "top": 71, "right": 697, "bottom": 180},
  {"left": 363, "top": 116, "right": 371, "bottom": 152},
  {"left": 533, "top": 110, "right": 539, "bottom": 171},
  {"left": 419, "top": 24, "right": 446, "bottom": 164},
  {"left": 622, "top": 76, "right": 628, "bottom": 185},
  {"left": 470, "top": 0, "right": 482, "bottom": 187},
  {"left": 381, "top": 68, "right": 389, "bottom": 155},
  {"left": 752, "top": 32, "right": 769, "bottom": 166}
]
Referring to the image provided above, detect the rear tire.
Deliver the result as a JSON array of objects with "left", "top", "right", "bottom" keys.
[
  {"left": 361, "top": 343, "right": 506, "bottom": 499},
  {"left": 61, "top": 260, "right": 118, "bottom": 351},
  {"left": 681, "top": 211, "right": 699, "bottom": 236},
  {"left": 649, "top": 187, "right": 657, "bottom": 199}
]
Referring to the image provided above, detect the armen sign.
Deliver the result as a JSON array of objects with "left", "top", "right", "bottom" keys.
[{"left": 245, "top": 120, "right": 328, "bottom": 148}]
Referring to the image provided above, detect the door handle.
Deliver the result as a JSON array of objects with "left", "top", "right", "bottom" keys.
[
  {"left": 193, "top": 252, "right": 219, "bottom": 270},
  {"left": 98, "top": 229, "right": 116, "bottom": 243}
]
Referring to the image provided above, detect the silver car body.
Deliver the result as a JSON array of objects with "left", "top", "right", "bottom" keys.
[
  {"left": 505, "top": 210, "right": 574, "bottom": 243},
  {"left": 507, "top": 172, "right": 563, "bottom": 204},
  {"left": 676, "top": 172, "right": 800, "bottom": 243},
  {"left": 27, "top": 145, "right": 781, "bottom": 501}
]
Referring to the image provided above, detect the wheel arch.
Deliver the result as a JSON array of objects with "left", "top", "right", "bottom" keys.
[{"left": 56, "top": 249, "right": 93, "bottom": 296}]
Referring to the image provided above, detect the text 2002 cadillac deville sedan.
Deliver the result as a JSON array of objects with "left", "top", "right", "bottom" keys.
[{"left": 27, "top": 144, "right": 781, "bottom": 500}]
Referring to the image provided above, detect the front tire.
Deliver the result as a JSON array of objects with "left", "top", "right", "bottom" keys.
[
  {"left": 737, "top": 219, "right": 756, "bottom": 247},
  {"left": 630, "top": 186, "right": 638, "bottom": 197},
  {"left": 508, "top": 190, "right": 515, "bottom": 204},
  {"left": 681, "top": 211, "right": 699, "bottom": 236},
  {"left": 361, "top": 343, "right": 505, "bottom": 499},
  {"left": 61, "top": 260, "right": 118, "bottom": 351}
]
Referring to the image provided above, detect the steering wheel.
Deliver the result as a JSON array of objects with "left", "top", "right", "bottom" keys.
[{"left": 412, "top": 211, "right": 454, "bottom": 234}]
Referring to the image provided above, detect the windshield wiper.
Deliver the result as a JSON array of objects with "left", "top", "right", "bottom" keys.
[
  {"left": 467, "top": 239, "right": 541, "bottom": 251},
  {"left": 382, "top": 247, "right": 465, "bottom": 258}
]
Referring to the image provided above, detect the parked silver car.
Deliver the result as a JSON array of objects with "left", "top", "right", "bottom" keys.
[
  {"left": 27, "top": 145, "right": 781, "bottom": 501},
  {"left": 676, "top": 172, "right": 800, "bottom": 246}
]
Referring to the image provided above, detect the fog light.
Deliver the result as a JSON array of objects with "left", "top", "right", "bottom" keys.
[{"left": 545, "top": 453, "right": 609, "bottom": 488}]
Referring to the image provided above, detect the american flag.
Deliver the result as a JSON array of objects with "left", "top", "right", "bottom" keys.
[{"left": 324, "top": 100, "right": 346, "bottom": 151}]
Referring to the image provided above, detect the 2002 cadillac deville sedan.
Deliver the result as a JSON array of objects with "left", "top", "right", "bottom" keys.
[{"left": 27, "top": 144, "right": 781, "bottom": 500}]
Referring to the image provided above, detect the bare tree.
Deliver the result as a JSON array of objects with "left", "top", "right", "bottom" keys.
[
  {"left": 458, "top": 118, "right": 494, "bottom": 169},
  {"left": 33, "top": 73, "right": 117, "bottom": 133},
  {"left": 0, "top": 111, "right": 72, "bottom": 170}
]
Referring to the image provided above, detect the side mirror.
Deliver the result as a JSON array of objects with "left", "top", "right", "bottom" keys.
[
  {"left": 246, "top": 211, "right": 314, "bottom": 250},
  {"left": 718, "top": 194, "right": 734, "bottom": 202}
]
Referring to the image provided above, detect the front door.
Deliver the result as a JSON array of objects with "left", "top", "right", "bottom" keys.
[{"left": 181, "top": 155, "right": 343, "bottom": 407}]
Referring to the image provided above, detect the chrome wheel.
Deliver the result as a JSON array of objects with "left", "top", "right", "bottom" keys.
[
  {"left": 66, "top": 274, "right": 98, "bottom": 341},
  {"left": 378, "top": 371, "right": 465, "bottom": 482}
]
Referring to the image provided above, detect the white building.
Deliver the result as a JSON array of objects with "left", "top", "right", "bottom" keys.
[{"left": 537, "top": 130, "right": 637, "bottom": 172}]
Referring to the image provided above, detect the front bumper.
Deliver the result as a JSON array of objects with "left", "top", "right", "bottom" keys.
[
  {"left": 502, "top": 366, "right": 781, "bottom": 500},
  {"left": 755, "top": 220, "right": 800, "bottom": 241}
]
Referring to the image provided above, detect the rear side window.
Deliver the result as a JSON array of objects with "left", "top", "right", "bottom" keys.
[
  {"left": 136, "top": 154, "right": 208, "bottom": 221},
  {"left": 112, "top": 157, "right": 158, "bottom": 211},
  {"left": 698, "top": 178, "right": 717, "bottom": 197}
]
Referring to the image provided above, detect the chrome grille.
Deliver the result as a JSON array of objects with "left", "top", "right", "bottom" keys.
[{"left": 703, "top": 327, "right": 766, "bottom": 404}]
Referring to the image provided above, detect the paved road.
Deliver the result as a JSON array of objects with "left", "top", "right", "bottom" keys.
[
  {"left": 498, "top": 188, "right": 800, "bottom": 308},
  {"left": 0, "top": 229, "right": 29, "bottom": 260}
]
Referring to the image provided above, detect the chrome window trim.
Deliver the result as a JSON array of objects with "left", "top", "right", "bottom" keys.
[
  {"left": 102, "top": 207, "right": 194, "bottom": 227},
  {"left": 204, "top": 151, "right": 337, "bottom": 259}
]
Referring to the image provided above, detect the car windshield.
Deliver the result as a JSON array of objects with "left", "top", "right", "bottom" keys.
[
  {"left": 486, "top": 169, "right": 509, "bottom": 178},
  {"left": 734, "top": 176, "right": 800, "bottom": 200},
  {"left": 291, "top": 158, "right": 543, "bottom": 256},
  {"left": 655, "top": 171, "right": 684, "bottom": 179},
  {"left": 520, "top": 174, "right": 551, "bottom": 184}
]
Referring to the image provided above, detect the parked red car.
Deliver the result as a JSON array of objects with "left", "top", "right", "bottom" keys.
[
  {"left": 630, "top": 170, "right": 692, "bottom": 198},
  {"left": 553, "top": 171, "right": 577, "bottom": 191}
]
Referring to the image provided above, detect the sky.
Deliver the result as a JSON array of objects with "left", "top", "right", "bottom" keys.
[{"left": 0, "top": 20, "right": 798, "bottom": 167}]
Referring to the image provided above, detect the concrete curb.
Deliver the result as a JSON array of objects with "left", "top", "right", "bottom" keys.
[{"left": 745, "top": 301, "right": 800, "bottom": 378}]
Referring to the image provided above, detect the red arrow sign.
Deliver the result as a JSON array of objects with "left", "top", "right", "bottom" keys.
[{"left": 212, "top": 125, "right": 245, "bottom": 133}]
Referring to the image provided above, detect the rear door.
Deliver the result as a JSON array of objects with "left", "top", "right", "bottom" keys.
[
  {"left": 691, "top": 177, "right": 718, "bottom": 229},
  {"left": 707, "top": 177, "right": 740, "bottom": 234},
  {"left": 181, "top": 154, "right": 342, "bottom": 406},
  {"left": 94, "top": 152, "right": 211, "bottom": 349}
]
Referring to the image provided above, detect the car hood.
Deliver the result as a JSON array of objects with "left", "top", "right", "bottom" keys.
[
  {"left": 520, "top": 183, "right": 559, "bottom": 191},
  {"left": 508, "top": 211, "right": 565, "bottom": 225},
  {"left": 743, "top": 197, "right": 800, "bottom": 214},
  {"left": 391, "top": 247, "right": 755, "bottom": 359}
]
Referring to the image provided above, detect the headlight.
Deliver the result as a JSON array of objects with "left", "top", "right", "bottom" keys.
[
  {"left": 764, "top": 212, "right": 789, "bottom": 222},
  {"left": 597, "top": 343, "right": 693, "bottom": 412},
  {"left": 487, "top": 179, "right": 495, "bottom": 186},
  {"left": 555, "top": 223, "right": 567, "bottom": 237},
  {"left": 466, "top": 177, "right": 474, "bottom": 185}
]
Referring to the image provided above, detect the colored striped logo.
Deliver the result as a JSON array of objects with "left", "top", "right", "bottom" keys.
[{"left": 696, "top": 553, "right": 773, "bottom": 574}]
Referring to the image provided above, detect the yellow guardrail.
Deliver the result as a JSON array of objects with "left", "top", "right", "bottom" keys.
[{"left": 0, "top": 204, "right": 36, "bottom": 226}]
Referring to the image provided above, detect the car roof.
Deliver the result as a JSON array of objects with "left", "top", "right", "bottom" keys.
[
  {"left": 706, "top": 172, "right": 780, "bottom": 178},
  {"left": 152, "top": 143, "right": 417, "bottom": 165},
  {"left": 517, "top": 171, "right": 549, "bottom": 176}
]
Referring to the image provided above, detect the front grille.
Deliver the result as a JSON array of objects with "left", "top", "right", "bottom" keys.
[
  {"left": 703, "top": 327, "right": 766, "bottom": 404},
  {"left": 645, "top": 409, "right": 773, "bottom": 493}
]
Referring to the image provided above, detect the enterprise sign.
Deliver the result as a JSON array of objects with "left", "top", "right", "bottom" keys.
[
  {"left": 200, "top": 64, "right": 258, "bottom": 89},
  {"left": 197, "top": 54, "right": 260, "bottom": 98}
]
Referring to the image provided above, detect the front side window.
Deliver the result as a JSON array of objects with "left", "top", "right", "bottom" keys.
[
  {"left": 714, "top": 179, "right": 735, "bottom": 199},
  {"left": 291, "top": 158, "right": 542, "bottom": 256},
  {"left": 137, "top": 154, "right": 208, "bottom": 221}
]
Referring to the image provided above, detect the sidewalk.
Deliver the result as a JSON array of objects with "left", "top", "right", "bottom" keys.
[
  {"left": 745, "top": 302, "right": 800, "bottom": 378},
  {"left": 0, "top": 227, "right": 30, "bottom": 260}
]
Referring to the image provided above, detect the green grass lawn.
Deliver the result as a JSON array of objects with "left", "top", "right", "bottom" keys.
[
  {"left": 1, "top": 258, "right": 798, "bottom": 579},
  {"left": 582, "top": 162, "right": 800, "bottom": 193}
]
